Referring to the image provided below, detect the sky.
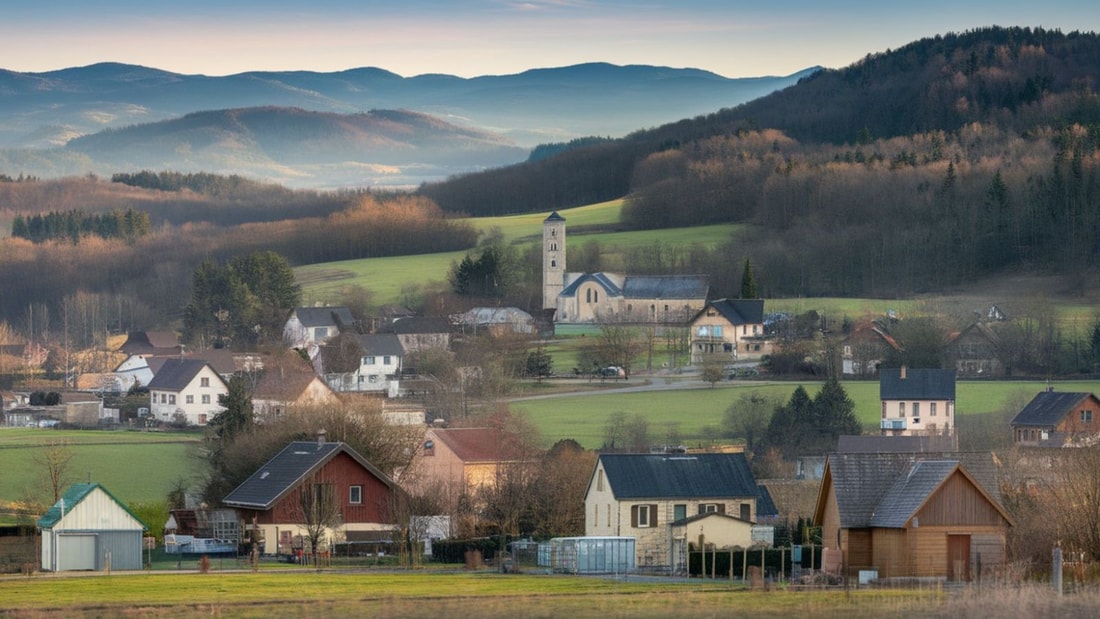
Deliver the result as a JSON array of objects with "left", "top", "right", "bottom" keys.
[{"left": 4, "top": 1, "right": 1099, "bottom": 79}]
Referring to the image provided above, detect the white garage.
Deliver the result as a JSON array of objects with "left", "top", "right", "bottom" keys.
[{"left": 38, "top": 483, "right": 148, "bottom": 572}]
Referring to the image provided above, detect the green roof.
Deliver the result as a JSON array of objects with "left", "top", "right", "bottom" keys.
[{"left": 37, "top": 482, "right": 148, "bottom": 531}]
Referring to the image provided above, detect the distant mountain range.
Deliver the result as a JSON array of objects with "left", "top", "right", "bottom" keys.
[{"left": 0, "top": 63, "right": 817, "bottom": 187}]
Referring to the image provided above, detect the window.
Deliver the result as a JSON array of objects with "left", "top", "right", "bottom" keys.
[
  {"left": 697, "top": 326, "right": 710, "bottom": 337},
  {"left": 740, "top": 504, "right": 751, "bottom": 521},
  {"left": 186, "top": 395, "right": 194, "bottom": 404},
  {"left": 674, "top": 504, "right": 687, "bottom": 522},
  {"left": 363, "top": 355, "right": 375, "bottom": 365},
  {"left": 597, "top": 470, "right": 604, "bottom": 492},
  {"left": 712, "top": 326, "right": 722, "bottom": 337},
  {"left": 882, "top": 402, "right": 887, "bottom": 419},
  {"left": 200, "top": 377, "right": 210, "bottom": 387},
  {"left": 699, "top": 503, "right": 721, "bottom": 514},
  {"left": 912, "top": 402, "right": 920, "bottom": 418},
  {"left": 168, "top": 395, "right": 176, "bottom": 405},
  {"left": 383, "top": 356, "right": 391, "bottom": 365},
  {"left": 586, "top": 289, "right": 591, "bottom": 303},
  {"left": 314, "top": 327, "right": 328, "bottom": 340},
  {"left": 368, "top": 375, "right": 378, "bottom": 383},
  {"left": 201, "top": 394, "right": 211, "bottom": 404},
  {"left": 1083, "top": 410, "right": 1094, "bottom": 424},
  {"left": 551, "top": 259, "right": 556, "bottom": 267},
  {"left": 594, "top": 290, "right": 599, "bottom": 303},
  {"left": 899, "top": 402, "right": 906, "bottom": 417},
  {"left": 349, "top": 485, "right": 362, "bottom": 505},
  {"left": 634, "top": 504, "right": 652, "bottom": 528},
  {"left": 931, "top": 403, "right": 937, "bottom": 417}
]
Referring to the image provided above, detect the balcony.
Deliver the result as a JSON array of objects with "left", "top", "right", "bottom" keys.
[{"left": 881, "top": 418, "right": 907, "bottom": 431}]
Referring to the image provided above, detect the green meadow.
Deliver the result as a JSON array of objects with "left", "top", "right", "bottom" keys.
[
  {"left": 294, "top": 200, "right": 740, "bottom": 306},
  {"left": 0, "top": 429, "right": 199, "bottom": 522},
  {"left": 510, "top": 379, "right": 1100, "bottom": 449}
]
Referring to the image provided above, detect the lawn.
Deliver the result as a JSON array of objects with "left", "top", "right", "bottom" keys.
[
  {"left": 510, "top": 379, "right": 1100, "bottom": 448},
  {"left": 0, "top": 429, "right": 199, "bottom": 522}
]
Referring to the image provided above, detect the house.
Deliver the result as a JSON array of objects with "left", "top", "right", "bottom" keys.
[
  {"left": 836, "top": 434, "right": 958, "bottom": 454},
  {"left": 879, "top": 367, "right": 956, "bottom": 436},
  {"left": 946, "top": 322, "right": 1005, "bottom": 378},
  {"left": 813, "top": 452, "right": 1013, "bottom": 582},
  {"left": 283, "top": 306, "right": 355, "bottom": 350},
  {"left": 323, "top": 334, "right": 404, "bottom": 394},
  {"left": 37, "top": 482, "right": 147, "bottom": 572},
  {"left": 113, "top": 354, "right": 168, "bottom": 391},
  {"left": 251, "top": 353, "right": 337, "bottom": 417},
  {"left": 409, "top": 426, "right": 527, "bottom": 496},
  {"left": 222, "top": 433, "right": 399, "bottom": 556},
  {"left": 378, "top": 316, "right": 452, "bottom": 355},
  {"left": 670, "top": 511, "right": 756, "bottom": 567},
  {"left": 455, "top": 307, "right": 536, "bottom": 336},
  {"left": 542, "top": 212, "right": 709, "bottom": 325},
  {"left": 841, "top": 320, "right": 900, "bottom": 377},
  {"left": 1010, "top": 389, "right": 1100, "bottom": 447},
  {"left": 146, "top": 358, "right": 229, "bottom": 426},
  {"left": 688, "top": 298, "right": 771, "bottom": 364},
  {"left": 584, "top": 452, "right": 762, "bottom": 569}
]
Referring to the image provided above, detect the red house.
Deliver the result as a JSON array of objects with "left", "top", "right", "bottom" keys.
[{"left": 223, "top": 432, "right": 399, "bottom": 556}]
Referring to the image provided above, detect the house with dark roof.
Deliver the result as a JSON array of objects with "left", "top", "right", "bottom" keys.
[
  {"left": 119, "top": 331, "right": 182, "bottom": 356},
  {"left": 38, "top": 482, "right": 147, "bottom": 572},
  {"left": 147, "top": 358, "right": 228, "bottom": 426},
  {"left": 1010, "top": 390, "right": 1100, "bottom": 447},
  {"left": 813, "top": 452, "right": 1012, "bottom": 582},
  {"left": 322, "top": 333, "right": 404, "bottom": 394},
  {"left": 584, "top": 453, "right": 763, "bottom": 569},
  {"left": 283, "top": 306, "right": 355, "bottom": 350},
  {"left": 689, "top": 298, "right": 771, "bottom": 364},
  {"left": 377, "top": 316, "right": 452, "bottom": 354},
  {"left": 222, "top": 433, "right": 399, "bottom": 556},
  {"left": 455, "top": 307, "right": 536, "bottom": 337},
  {"left": 947, "top": 321, "right": 1005, "bottom": 377},
  {"left": 879, "top": 367, "right": 956, "bottom": 437}
]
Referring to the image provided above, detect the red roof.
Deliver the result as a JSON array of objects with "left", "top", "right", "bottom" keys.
[{"left": 432, "top": 427, "right": 525, "bottom": 463}]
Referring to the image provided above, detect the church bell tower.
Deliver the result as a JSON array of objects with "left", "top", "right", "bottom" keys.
[{"left": 542, "top": 212, "right": 566, "bottom": 310}]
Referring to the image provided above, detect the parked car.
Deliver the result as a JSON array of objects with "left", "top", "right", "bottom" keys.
[{"left": 599, "top": 366, "right": 626, "bottom": 378}]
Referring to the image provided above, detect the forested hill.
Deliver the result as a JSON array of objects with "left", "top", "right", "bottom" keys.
[{"left": 419, "top": 27, "right": 1100, "bottom": 218}]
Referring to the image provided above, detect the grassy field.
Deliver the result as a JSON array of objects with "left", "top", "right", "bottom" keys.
[
  {"left": 0, "top": 429, "right": 199, "bottom": 522},
  {"left": 510, "top": 379, "right": 1100, "bottom": 448},
  {"left": 294, "top": 200, "right": 740, "bottom": 306},
  {"left": 0, "top": 570, "right": 1091, "bottom": 618}
]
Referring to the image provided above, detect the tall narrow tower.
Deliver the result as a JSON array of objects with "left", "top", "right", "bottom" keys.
[{"left": 542, "top": 211, "right": 566, "bottom": 310}]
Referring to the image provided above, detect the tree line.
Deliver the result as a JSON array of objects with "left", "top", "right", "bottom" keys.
[{"left": 11, "top": 208, "right": 150, "bottom": 243}]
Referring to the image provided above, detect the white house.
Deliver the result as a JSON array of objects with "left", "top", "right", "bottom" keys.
[
  {"left": 879, "top": 367, "right": 956, "bottom": 436},
  {"left": 147, "top": 359, "right": 229, "bottom": 426},
  {"left": 38, "top": 482, "right": 147, "bottom": 572},
  {"left": 283, "top": 306, "right": 355, "bottom": 349}
]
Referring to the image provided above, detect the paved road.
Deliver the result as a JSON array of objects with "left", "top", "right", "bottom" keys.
[{"left": 509, "top": 375, "right": 780, "bottom": 402}]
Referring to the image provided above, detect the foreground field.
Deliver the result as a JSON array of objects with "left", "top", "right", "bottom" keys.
[
  {"left": 0, "top": 571, "right": 1094, "bottom": 618},
  {"left": 510, "top": 379, "right": 1100, "bottom": 448}
]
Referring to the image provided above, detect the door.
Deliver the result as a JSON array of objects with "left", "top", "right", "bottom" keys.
[
  {"left": 58, "top": 534, "right": 97, "bottom": 571},
  {"left": 947, "top": 534, "right": 971, "bottom": 582}
]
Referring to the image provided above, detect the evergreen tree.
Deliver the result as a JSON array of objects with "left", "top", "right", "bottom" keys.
[
  {"left": 766, "top": 385, "right": 813, "bottom": 458},
  {"left": 740, "top": 259, "right": 759, "bottom": 299},
  {"left": 811, "top": 376, "right": 861, "bottom": 451}
]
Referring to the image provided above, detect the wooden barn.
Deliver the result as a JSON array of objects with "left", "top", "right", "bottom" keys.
[
  {"left": 37, "top": 483, "right": 147, "bottom": 572},
  {"left": 813, "top": 452, "right": 1012, "bottom": 583}
]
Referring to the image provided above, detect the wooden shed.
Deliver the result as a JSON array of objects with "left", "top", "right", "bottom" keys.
[
  {"left": 813, "top": 452, "right": 1012, "bottom": 582},
  {"left": 37, "top": 483, "right": 148, "bottom": 572}
]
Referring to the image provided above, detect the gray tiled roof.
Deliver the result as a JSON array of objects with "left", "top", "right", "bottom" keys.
[
  {"left": 147, "top": 359, "right": 217, "bottom": 391},
  {"left": 869, "top": 460, "right": 958, "bottom": 527},
  {"left": 291, "top": 306, "right": 354, "bottom": 328},
  {"left": 621, "top": 275, "right": 709, "bottom": 300},
  {"left": 354, "top": 333, "right": 404, "bottom": 356},
  {"left": 879, "top": 368, "right": 956, "bottom": 400},
  {"left": 836, "top": 434, "right": 958, "bottom": 453},
  {"left": 379, "top": 316, "right": 452, "bottom": 335},
  {"left": 700, "top": 298, "right": 765, "bottom": 325},
  {"left": 823, "top": 452, "right": 1003, "bottom": 529},
  {"left": 560, "top": 273, "right": 623, "bottom": 298},
  {"left": 756, "top": 484, "right": 779, "bottom": 518},
  {"left": 1011, "top": 391, "right": 1094, "bottom": 427},
  {"left": 222, "top": 440, "right": 394, "bottom": 509},
  {"left": 598, "top": 453, "right": 758, "bottom": 500},
  {"left": 544, "top": 211, "right": 566, "bottom": 222}
]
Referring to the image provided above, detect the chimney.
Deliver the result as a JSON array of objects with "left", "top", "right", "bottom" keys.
[
  {"left": 900, "top": 365, "right": 907, "bottom": 380},
  {"left": 316, "top": 429, "right": 327, "bottom": 448}
]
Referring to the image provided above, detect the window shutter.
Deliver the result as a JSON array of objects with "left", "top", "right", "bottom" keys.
[
  {"left": 717, "top": 504, "right": 726, "bottom": 514},
  {"left": 698, "top": 504, "right": 706, "bottom": 515},
  {"left": 650, "top": 504, "right": 658, "bottom": 526},
  {"left": 631, "top": 505, "right": 638, "bottom": 528}
]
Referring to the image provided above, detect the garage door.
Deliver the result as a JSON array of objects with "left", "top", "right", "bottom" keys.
[{"left": 58, "top": 534, "right": 97, "bottom": 571}]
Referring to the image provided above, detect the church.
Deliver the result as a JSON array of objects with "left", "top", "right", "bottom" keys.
[{"left": 541, "top": 212, "right": 709, "bottom": 325}]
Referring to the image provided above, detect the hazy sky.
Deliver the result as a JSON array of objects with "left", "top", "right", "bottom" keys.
[{"left": 4, "top": 1, "right": 1098, "bottom": 78}]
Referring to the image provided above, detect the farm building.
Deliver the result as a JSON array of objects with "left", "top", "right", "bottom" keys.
[
  {"left": 37, "top": 483, "right": 147, "bottom": 572},
  {"left": 813, "top": 452, "right": 1012, "bottom": 583}
]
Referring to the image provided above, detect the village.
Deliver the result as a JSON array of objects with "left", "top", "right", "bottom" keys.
[{"left": 2, "top": 212, "right": 1094, "bottom": 590}]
